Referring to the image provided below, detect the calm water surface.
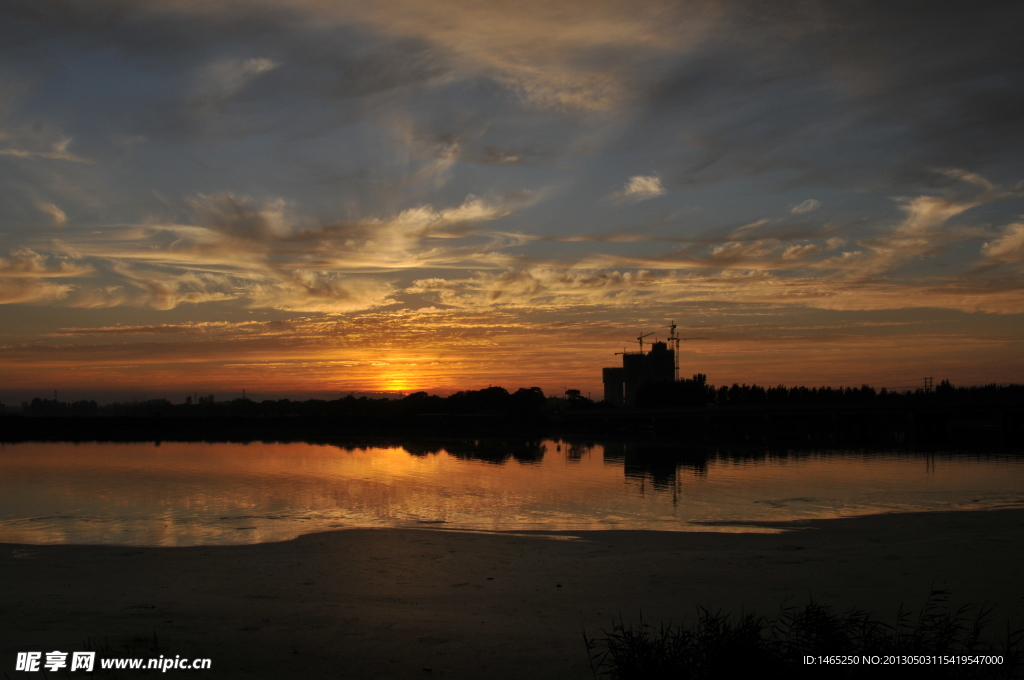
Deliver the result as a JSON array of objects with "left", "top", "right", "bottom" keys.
[{"left": 2, "top": 440, "right": 1022, "bottom": 546}]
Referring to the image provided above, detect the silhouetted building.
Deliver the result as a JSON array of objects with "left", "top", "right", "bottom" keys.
[
  {"left": 622, "top": 352, "right": 646, "bottom": 405},
  {"left": 603, "top": 367, "right": 625, "bottom": 405},
  {"left": 602, "top": 341, "right": 675, "bottom": 406}
]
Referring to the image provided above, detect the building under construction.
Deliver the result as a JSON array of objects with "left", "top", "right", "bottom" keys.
[
  {"left": 603, "top": 341, "right": 674, "bottom": 406},
  {"left": 603, "top": 324, "right": 707, "bottom": 406}
]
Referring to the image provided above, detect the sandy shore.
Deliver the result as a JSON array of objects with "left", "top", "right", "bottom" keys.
[{"left": 3, "top": 509, "right": 1023, "bottom": 678}]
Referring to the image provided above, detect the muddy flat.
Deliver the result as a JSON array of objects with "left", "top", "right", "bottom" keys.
[{"left": 3, "top": 508, "right": 1023, "bottom": 679}]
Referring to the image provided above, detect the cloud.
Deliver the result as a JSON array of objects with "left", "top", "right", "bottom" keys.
[
  {"left": 0, "top": 247, "right": 89, "bottom": 304},
  {"left": 0, "top": 247, "right": 90, "bottom": 278},
  {"left": 791, "top": 199, "right": 819, "bottom": 214},
  {"left": 2, "top": 0, "right": 1024, "bottom": 400},
  {"left": 110, "top": 265, "right": 238, "bottom": 310},
  {"left": 0, "top": 136, "right": 93, "bottom": 164},
  {"left": 334, "top": 0, "right": 703, "bottom": 111},
  {"left": 35, "top": 201, "right": 67, "bottom": 226},
  {"left": 374, "top": 194, "right": 528, "bottom": 239},
  {"left": 198, "top": 57, "right": 278, "bottom": 100},
  {"left": 187, "top": 193, "right": 293, "bottom": 241},
  {"left": 812, "top": 171, "right": 1000, "bottom": 277},
  {"left": 980, "top": 222, "right": 1024, "bottom": 265},
  {"left": 0, "top": 278, "right": 73, "bottom": 304},
  {"left": 409, "top": 267, "right": 660, "bottom": 308},
  {"left": 2, "top": 0, "right": 1024, "bottom": 326},
  {"left": 4, "top": 0, "right": 1021, "bottom": 190},
  {"left": 0, "top": 0, "right": 703, "bottom": 120},
  {"left": 645, "top": 3, "right": 1024, "bottom": 186},
  {"left": 892, "top": 194, "right": 980, "bottom": 236},
  {"left": 610, "top": 175, "right": 666, "bottom": 203},
  {"left": 1, "top": 191, "right": 534, "bottom": 312},
  {"left": 476, "top": 146, "right": 534, "bottom": 165},
  {"left": 707, "top": 239, "right": 781, "bottom": 264},
  {"left": 405, "top": 260, "right": 1024, "bottom": 315},
  {"left": 48, "top": 320, "right": 295, "bottom": 337},
  {"left": 782, "top": 243, "right": 822, "bottom": 260},
  {"left": 247, "top": 272, "right": 396, "bottom": 313},
  {"left": 13, "top": 172, "right": 1020, "bottom": 316}
]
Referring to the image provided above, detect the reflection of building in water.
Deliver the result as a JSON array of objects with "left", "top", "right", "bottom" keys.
[
  {"left": 602, "top": 341, "right": 675, "bottom": 406},
  {"left": 599, "top": 441, "right": 710, "bottom": 491},
  {"left": 566, "top": 442, "right": 592, "bottom": 462}
]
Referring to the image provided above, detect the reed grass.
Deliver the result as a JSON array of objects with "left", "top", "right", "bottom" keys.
[{"left": 583, "top": 591, "right": 1022, "bottom": 679}]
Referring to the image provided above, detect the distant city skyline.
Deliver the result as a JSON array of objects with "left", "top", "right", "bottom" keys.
[{"left": 2, "top": 0, "right": 1022, "bottom": 400}]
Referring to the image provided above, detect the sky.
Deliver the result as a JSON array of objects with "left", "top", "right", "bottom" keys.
[{"left": 1, "top": 0, "right": 1023, "bottom": 403}]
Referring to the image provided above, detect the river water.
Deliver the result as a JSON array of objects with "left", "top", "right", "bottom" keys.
[{"left": 2, "top": 440, "right": 1022, "bottom": 546}]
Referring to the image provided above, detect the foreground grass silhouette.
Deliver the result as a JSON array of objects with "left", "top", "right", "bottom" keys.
[{"left": 584, "top": 591, "right": 1022, "bottom": 679}]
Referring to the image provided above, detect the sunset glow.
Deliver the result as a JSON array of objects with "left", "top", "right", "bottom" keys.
[{"left": 1, "top": 1, "right": 1022, "bottom": 401}]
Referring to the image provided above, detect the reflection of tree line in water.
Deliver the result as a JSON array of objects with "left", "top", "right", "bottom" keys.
[
  {"left": 404, "top": 441, "right": 1023, "bottom": 493},
  {"left": 366, "top": 439, "right": 777, "bottom": 477},
  {"left": 401, "top": 438, "right": 547, "bottom": 465},
  {"left": 328, "top": 438, "right": 721, "bottom": 483},
  {"left": 325, "top": 439, "right": 1021, "bottom": 494},
  {"left": 605, "top": 442, "right": 808, "bottom": 490},
  {"left": 1, "top": 421, "right": 1016, "bottom": 493},
  {"left": 604, "top": 444, "right": 1024, "bottom": 491}
]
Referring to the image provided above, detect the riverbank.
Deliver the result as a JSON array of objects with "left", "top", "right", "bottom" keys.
[{"left": 3, "top": 508, "right": 1023, "bottom": 679}]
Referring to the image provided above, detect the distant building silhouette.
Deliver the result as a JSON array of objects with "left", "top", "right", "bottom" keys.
[
  {"left": 603, "top": 341, "right": 675, "bottom": 405},
  {"left": 602, "top": 367, "right": 625, "bottom": 405}
]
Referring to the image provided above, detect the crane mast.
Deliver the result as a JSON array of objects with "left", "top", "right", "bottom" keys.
[
  {"left": 665, "top": 320, "right": 708, "bottom": 381},
  {"left": 635, "top": 332, "right": 654, "bottom": 354}
]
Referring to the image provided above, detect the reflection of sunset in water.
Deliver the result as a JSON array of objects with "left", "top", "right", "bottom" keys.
[{"left": 1, "top": 441, "right": 1023, "bottom": 546}]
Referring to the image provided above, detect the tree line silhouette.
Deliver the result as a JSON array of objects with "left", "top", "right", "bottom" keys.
[
  {"left": 635, "top": 374, "right": 1024, "bottom": 408},
  {"left": 8, "top": 379, "right": 1023, "bottom": 419}
]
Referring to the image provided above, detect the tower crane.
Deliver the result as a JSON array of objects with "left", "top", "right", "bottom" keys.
[
  {"left": 665, "top": 320, "right": 708, "bottom": 381},
  {"left": 635, "top": 332, "right": 654, "bottom": 354}
]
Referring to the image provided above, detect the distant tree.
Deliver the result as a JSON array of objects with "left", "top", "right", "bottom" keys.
[
  {"left": 23, "top": 398, "right": 98, "bottom": 417},
  {"left": 446, "top": 386, "right": 512, "bottom": 414},
  {"left": 510, "top": 387, "right": 546, "bottom": 414},
  {"left": 564, "top": 388, "right": 595, "bottom": 410},
  {"left": 636, "top": 374, "right": 713, "bottom": 407},
  {"left": 399, "top": 391, "right": 446, "bottom": 415}
]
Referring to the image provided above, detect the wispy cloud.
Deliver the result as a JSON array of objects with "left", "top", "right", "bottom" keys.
[
  {"left": 791, "top": 199, "right": 820, "bottom": 214},
  {"left": 980, "top": 222, "right": 1024, "bottom": 266},
  {"left": 48, "top": 321, "right": 258, "bottom": 337},
  {"left": 197, "top": 57, "right": 279, "bottom": 101},
  {"left": 610, "top": 175, "right": 666, "bottom": 203},
  {"left": 4, "top": 171, "right": 1022, "bottom": 315},
  {"left": 0, "top": 136, "right": 93, "bottom": 164},
  {"left": 0, "top": 248, "right": 91, "bottom": 278},
  {"left": 188, "top": 193, "right": 293, "bottom": 241},
  {"left": 8, "top": 191, "right": 534, "bottom": 311},
  {"left": 35, "top": 201, "right": 67, "bottom": 226}
]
